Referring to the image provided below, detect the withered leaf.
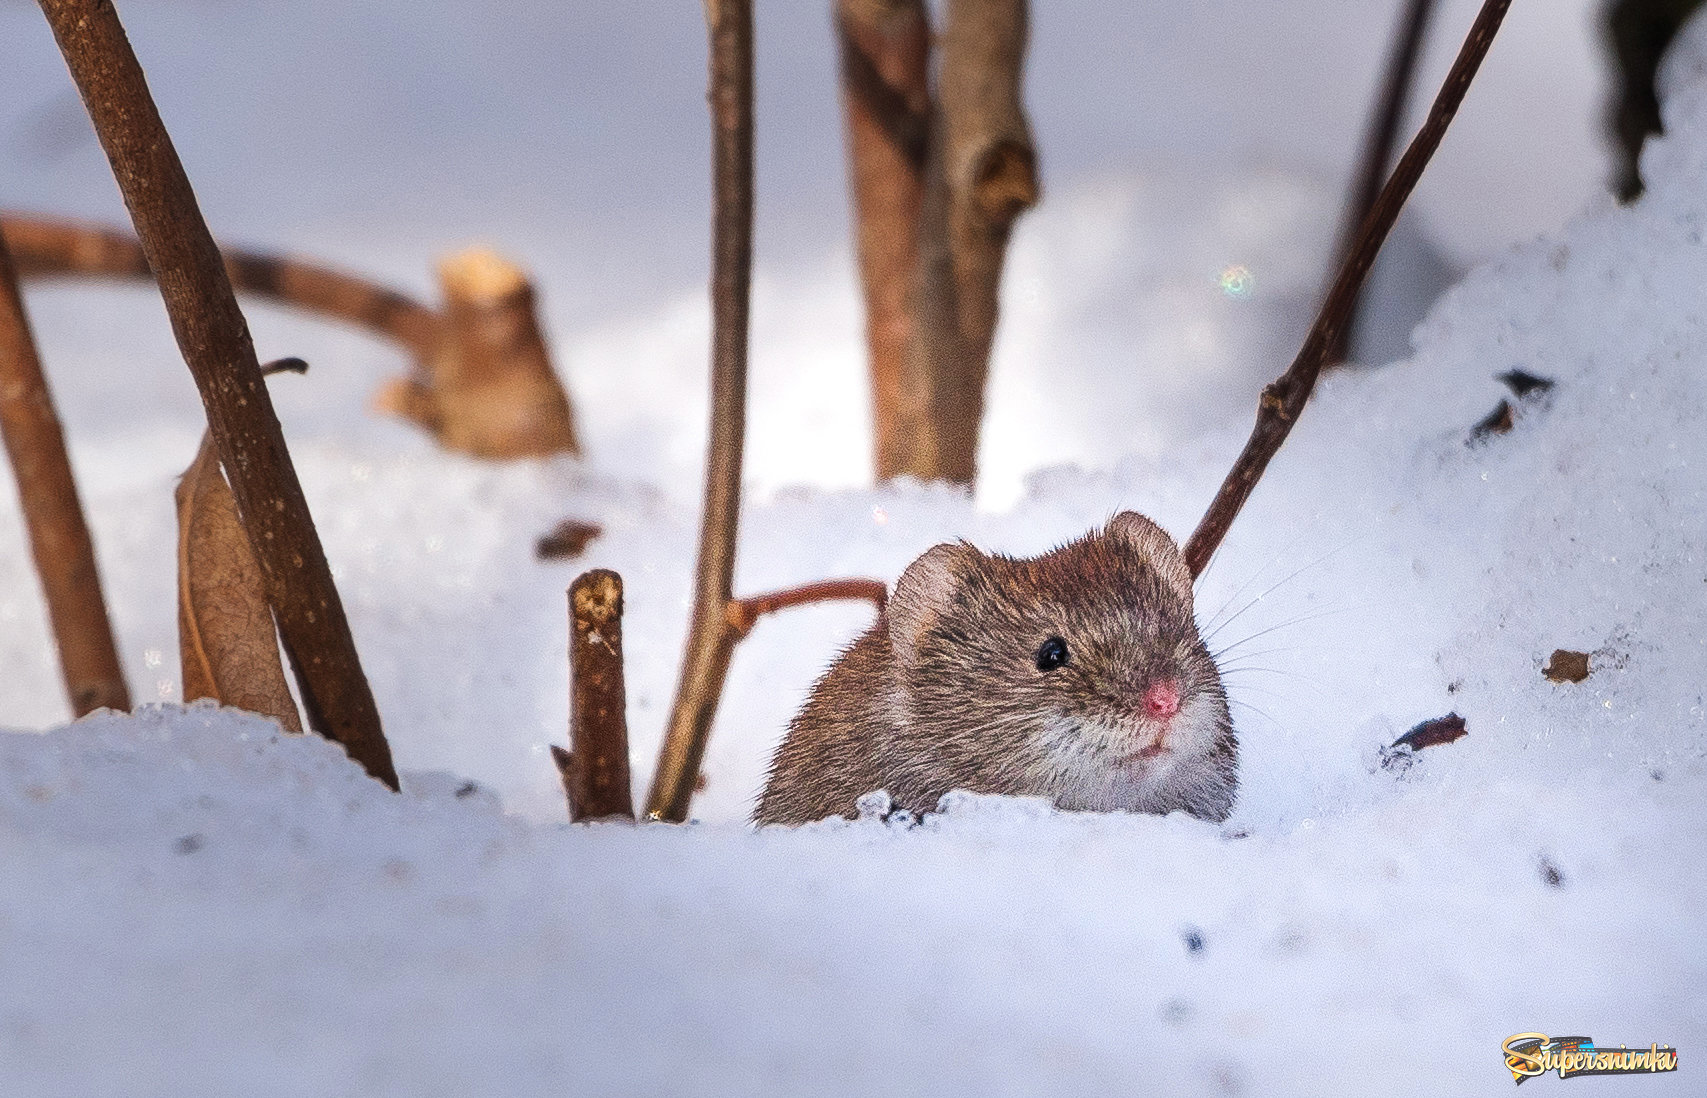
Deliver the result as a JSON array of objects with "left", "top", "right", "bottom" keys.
[{"left": 176, "top": 433, "right": 303, "bottom": 733}]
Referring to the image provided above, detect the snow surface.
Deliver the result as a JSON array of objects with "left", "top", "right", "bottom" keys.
[{"left": 2, "top": 1, "right": 1704, "bottom": 1095}]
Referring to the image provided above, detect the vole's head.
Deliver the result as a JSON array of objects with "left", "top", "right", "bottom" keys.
[{"left": 888, "top": 512, "right": 1235, "bottom": 819}]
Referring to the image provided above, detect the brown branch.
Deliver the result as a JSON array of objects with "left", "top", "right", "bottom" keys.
[
  {"left": 0, "top": 226, "right": 130, "bottom": 716},
  {"left": 1, "top": 214, "right": 441, "bottom": 358},
  {"left": 645, "top": 0, "right": 756, "bottom": 822},
  {"left": 1182, "top": 0, "right": 1513, "bottom": 578},
  {"left": 1325, "top": 0, "right": 1438, "bottom": 367},
  {"left": 555, "top": 569, "right": 634, "bottom": 821},
  {"left": 836, "top": 0, "right": 932, "bottom": 480},
  {"left": 896, "top": 0, "right": 1038, "bottom": 484},
  {"left": 38, "top": 0, "right": 398, "bottom": 788},
  {"left": 725, "top": 577, "right": 887, "bottom": 638},
  {"left": 646, "top": 572, "right": 885, "bottom": 819},
  {"left": 5, "top": 215, "right": 582, "bottom": 460}
]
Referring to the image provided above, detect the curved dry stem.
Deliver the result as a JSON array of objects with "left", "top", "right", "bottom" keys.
[
  {"left": 2, "top": 213, "right": 442, "bottom": 357},
  {"left": 0, "top": 225, "right": 129, "bottom": 716}
]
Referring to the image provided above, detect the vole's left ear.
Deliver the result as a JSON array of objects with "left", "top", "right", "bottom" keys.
[
  {"left": 889, "top": 542, "right": 974, "bottom": 667},
  {"left": 1105, "top": 511, "right": 1194, "bottom": 605}
]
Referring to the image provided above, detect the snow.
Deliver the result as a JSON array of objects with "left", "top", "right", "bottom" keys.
[{"left": 2, "top": 1, "right": 1704, "bottom": 1094}]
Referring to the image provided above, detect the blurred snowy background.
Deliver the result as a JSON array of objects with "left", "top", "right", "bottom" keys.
[{"left": 2, "top": 2, "right": 1703, "bottom": 1095}]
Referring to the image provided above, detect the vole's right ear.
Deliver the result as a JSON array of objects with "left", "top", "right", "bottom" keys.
[{"left": 889, "top": 542, "right": 970, "bottom": 666}]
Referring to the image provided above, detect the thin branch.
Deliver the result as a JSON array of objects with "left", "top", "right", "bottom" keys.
[
  {"left": 725, "top": 577, "right": 887, "bottom": 638},
  {"left": 1182, "top": 0, "right": 1513, "bottom": 578},
  {"left": 646, "top": 0, "right": 755, "bottom": 822},
  {"left": 897, "top": 0, "right": 1038, "bottom": 484},
  {"left": 558, "top": 569, "right": 634, "bottom": 822},
  {"left": 836, "top": 0, "right": 932, "bottom": 480},
  {"left": 1325, "top": 0, "right": 1438, "bottom": 366},
  {"left": 0, "top": 225, "right": 130, "bottom": 716},
  {"left": 2, "top": 213, "right": 441, "bottom": 357},
  {"left": 37, "top": 0, "right": 398, "bottom": 788}
]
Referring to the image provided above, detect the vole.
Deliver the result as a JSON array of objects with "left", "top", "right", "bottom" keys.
[{"left": 755, "top": 512, "right": 1237, "bottom": 825}]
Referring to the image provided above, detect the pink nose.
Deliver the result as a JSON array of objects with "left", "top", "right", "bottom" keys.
[{"left": 1143, "top": 680, "right": 1181, "bottom": 720}]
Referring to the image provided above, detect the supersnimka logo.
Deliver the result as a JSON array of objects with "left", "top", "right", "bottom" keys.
[{"left": 1502, "top": 1033, "right": 1679, "bottom": 1083}]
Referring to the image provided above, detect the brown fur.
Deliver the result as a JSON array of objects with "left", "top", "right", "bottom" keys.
[{"left": 755, "top": 513, "right": 1237, "bottom": 825}]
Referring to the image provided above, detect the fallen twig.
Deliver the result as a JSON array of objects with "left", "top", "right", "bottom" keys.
[
  {"left": 38, "top": 0, "right": 398, "bottom": 788},
  {"left": 555, "top": 569, "right": 635, "bottom": 821},
  {"left": 0, "top": 223, "right": 130, "bottom": 716},
  {"left": 1183, "top": 0, "right": 1513, "bottom": 577}
]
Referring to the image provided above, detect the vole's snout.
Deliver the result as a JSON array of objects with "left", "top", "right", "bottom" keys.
[{"left": 1142, "top": 679, "right": 1181, "bottom": 720}]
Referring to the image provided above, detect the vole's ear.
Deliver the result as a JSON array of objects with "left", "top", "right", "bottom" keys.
[
  {"left": 889, "top": 542, "right": 971, "bottom": 666},
  {"left": 1106, "top": 511, "right": 1193, "bottom": 605}
]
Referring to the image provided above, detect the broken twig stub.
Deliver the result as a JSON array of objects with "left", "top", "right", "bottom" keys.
[{"left": 564, "top": 569, "right": 634, "bottom": 821}]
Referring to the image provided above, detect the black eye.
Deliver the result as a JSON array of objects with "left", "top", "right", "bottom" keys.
[{"left": 1035, "top": 636, "right": 1069, "bottom": 671}]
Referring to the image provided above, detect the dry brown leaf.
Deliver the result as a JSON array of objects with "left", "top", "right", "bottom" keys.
[
  {"left": 175, "top": 433, "right": 303, "bottom": 733},
  {"left": 535, "top": 517, "right": 603, "bottom": 560},
  {"left": 1543, "top": 649, "right": 1591, "bottom": 683}
]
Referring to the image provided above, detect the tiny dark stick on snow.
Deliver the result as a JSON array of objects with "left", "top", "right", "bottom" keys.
[
  {"left": 37, "top": 0, "right": 398, "bottom": 788},
  {"left": 1183, "top": 0, "right": 1513, "bottom": 578}
]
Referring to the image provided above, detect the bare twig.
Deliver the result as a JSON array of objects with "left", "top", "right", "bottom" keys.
[
  {"left": 646, "top": 0, "right": 756, "bottom": 823},
  {"left": 1325, "top": 0, "right": 1438, "bottom": 366},
  {"left": 557, "top": 569, "right": 634, "bottom": 821},
  {"left": 0, "top": 226, "right": 130, "bottom": 716},
  {"left": 1183, "top": 0, "right": 1513, "bottom": 578},
  {"left": 2, "top": 214, "right": 440, "bottom": 357},
  {"left": 38, "top": 0, "right": 398, "bottom": 788},
  {"left": 725, "top": 578, "right": 887, "bottom": 638},
  {"left": 836, "top": 0, "right": 932, "bottom": 480},
  {"left": 898, "top": 0, "right": 1038, "bottom": 484}
]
